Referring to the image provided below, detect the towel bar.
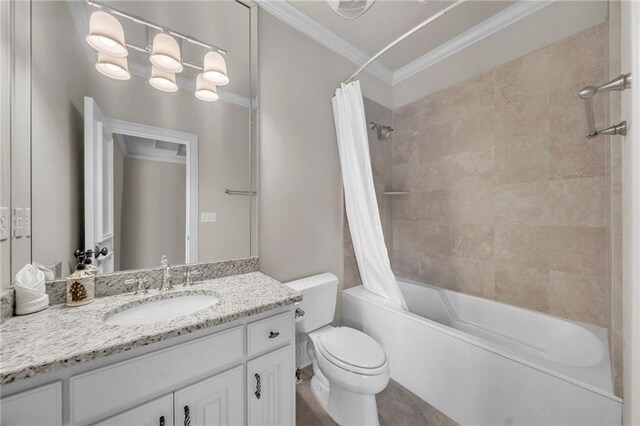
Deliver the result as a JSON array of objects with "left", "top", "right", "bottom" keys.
[
  {"left": 579, "top": 73, "right": 632, "bottom": 138},
  {"left": 225, "top": 189, "right": 257, "bottom": 196}
]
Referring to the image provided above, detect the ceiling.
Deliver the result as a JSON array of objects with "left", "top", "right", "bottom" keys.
[
  {"left": 117, "top": 134, "right": 187, "bottom": 164},
  {"left": 288, "top": 0, "right": 515, "bottom": 71}
]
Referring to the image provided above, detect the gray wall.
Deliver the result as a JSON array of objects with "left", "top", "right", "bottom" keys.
[
  {"left": 119, "top": 157, "right": 186, "bottom": 270},
  {"left": 31, "top": 1, "right": 88, "bottom": 277},
  {"left": 257, "top": 10, "right": 392, "bottom": 291}
]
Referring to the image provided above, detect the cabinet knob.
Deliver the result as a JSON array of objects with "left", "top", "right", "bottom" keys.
[
  {"left": 268, "top": 331, "right": 280, "bottom": 339},
  {"left": 159, "top": 415, "right": 165, "bottom": 426}
]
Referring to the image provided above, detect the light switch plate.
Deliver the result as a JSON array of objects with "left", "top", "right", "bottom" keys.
[
  {"left": 25, "top": 208, "right": 31, "bottom": 237},
  {"left": 0, "top": 207, "right": 8, "bottom": 241},
  {"left": 13, "top": 208, "right": 23, "bottom": 238},
  {"left": 200, "top": 212, "right": 217, "bottom": 223}
]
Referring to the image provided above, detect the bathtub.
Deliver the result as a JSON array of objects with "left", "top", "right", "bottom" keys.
[{"left": 342, "top": 279, "right": 622, "bottom": 425}]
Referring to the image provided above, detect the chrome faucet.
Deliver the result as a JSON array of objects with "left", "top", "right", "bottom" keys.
[{"left": 159, "top": 255, "right": 173, "bottom": 292}]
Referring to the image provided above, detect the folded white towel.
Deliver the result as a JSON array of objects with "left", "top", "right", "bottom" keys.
[
  {"left": 32, "top": 262, "right": 56, "bottom": 281},
  {"left": 14, "top": 264, "right": 49, "bottom": 315}
]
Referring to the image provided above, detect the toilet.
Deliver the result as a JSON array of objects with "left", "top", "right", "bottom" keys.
[{"left": 286, "top": 273, "right": 389, "bottom": 426}]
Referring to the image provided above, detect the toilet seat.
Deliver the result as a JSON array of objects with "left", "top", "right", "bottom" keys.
[{"left": 316, "top": 327, "right": 388, "bottom": 376}]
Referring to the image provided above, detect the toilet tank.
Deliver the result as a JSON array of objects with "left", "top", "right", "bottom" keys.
[{"left": 285, "top": 273, "right": 338, "bottom": 333}]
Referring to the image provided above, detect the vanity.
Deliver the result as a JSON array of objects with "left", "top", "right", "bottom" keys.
[{"left": 0, "top": 271, "right": 302, "bottom": 425}]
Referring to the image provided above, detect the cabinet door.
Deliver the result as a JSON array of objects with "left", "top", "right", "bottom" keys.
[
  {"left": 247, "top": 346, "right": 294, "bottom": 426},
  {"left": 93, "top": 394, "right": 173, "bottom": 426},
  {"left": 174, "top": 366, "right": 243, "bottom": 426},
  {"left": 0, "top": 382, "right": 62, "bottom": 426}
]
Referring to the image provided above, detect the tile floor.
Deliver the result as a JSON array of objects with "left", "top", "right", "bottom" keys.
[{"left": 295, "top": 367, "right": 458, "bottom": 426}]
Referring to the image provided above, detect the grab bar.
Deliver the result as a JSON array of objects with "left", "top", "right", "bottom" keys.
[
  {"left": 579, "top": 73, "right": 632, "bottom": 138},
  {"left": 225, "top": 189, "right": 257, "bottom": 196}
]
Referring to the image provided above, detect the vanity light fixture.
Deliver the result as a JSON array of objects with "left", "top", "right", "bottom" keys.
[
  {"left": 195, "top": 73, "right": 219, "bottom": 102},
  {"left": 85, "top": 0, "right": 228, "bottom": 100},
  {"left": 86, "top": 11, "right": 128, "bottom": 58},
  {"left": 150, "top": 33, "right": 183, "bottom": 73},
  {"left": 203, "top": 51, "right": 229, "bottom": 86},
  {"left": 95, "top": 52, "right": 131, "bottom": 80},
  {"left": 149, "top": 66, "right": 178, "bottom": 92}
]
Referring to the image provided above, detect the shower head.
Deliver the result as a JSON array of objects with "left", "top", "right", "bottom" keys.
[{"left": 369, "top": 121, "right": 394, "bottom": 140}]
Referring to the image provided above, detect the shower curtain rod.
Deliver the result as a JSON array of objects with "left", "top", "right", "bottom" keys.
[{"left": 342, "top": 0, "right": 467, "bottom": 85}]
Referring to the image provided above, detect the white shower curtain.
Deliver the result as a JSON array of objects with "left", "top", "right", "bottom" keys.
[{"left": 332, "top": 81, "right": 408, "bottom": 310}]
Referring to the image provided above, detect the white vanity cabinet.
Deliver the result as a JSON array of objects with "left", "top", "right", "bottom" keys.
[
  {"left": 175, "top": 366, "right": 244, "bottom": 426},
  {"left": 0, "top": 307, "right": 296, "bottom": 426},
  {"left": 247, "top": 346, "right": 294, "bottom": 426},
  {"left": 0, "top": 381, "right": 62, "bottom": 426}
]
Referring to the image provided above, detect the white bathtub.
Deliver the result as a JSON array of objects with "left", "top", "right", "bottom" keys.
[{"left": 342, "top": 279, "right": 622, "bottom": 425}]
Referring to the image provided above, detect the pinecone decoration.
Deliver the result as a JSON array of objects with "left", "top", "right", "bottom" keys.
[{"left": 69, "top": 281, "right": 87, "bottom": 302}]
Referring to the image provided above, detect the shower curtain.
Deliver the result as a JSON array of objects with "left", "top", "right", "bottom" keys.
[{"left": 332, "top": 81, "right": 408, "bottom": 310}]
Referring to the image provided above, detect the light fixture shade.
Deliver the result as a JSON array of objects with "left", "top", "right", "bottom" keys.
[
  {"left": 150, "top": 33, "right": 183, "bottom": 73},
  {"left": 195, "top": 73, "right": 219, "bottom": 102},
  {"left": 86, "top": 11, "right": 128, "bottom": 58},
  {"left": 203, "top": 51, "right": 229, "bottom": 86},
  {"left": 95, "top": 52, "right": 131, "bottom": 80},
  {"left": 149, "top": 65, "right": 178, "bottom": 92}
]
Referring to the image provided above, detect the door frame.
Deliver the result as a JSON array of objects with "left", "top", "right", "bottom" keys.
[{"left": 109, "top": 119, "right": 199, "bottom": 264}]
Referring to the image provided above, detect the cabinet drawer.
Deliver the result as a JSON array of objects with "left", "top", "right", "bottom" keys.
[
  {"left": 0, "top": 382, "right": 62, "bottom": 426},
  {"left": 71, "top": 326, "right": 243, "bottom": 425},
  {"left": 247, "top": 312, "right": 292, "bottom": 357}
]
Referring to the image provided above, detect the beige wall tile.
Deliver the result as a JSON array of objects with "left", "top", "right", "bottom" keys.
[
  {"left": 548, "top": 226, "right": 606, "bottom": 276},
  {"left": 419, "top": 221, "right": 453, "bottom": 256},
  {"left": 548, "top": 176, "right": 607, "bottom": 227},
  {"left": 494, "top": 94, "right": 550, "bottom": 145},
  {"left": 451, "top": 110, "right": 495, "bottom": 154},
  {"left": 494, "top": 224, "right": 549, "bottom": 269},
  {"left": 549, "top": 24, "right": 605, "bottom": 90},
  {"left": 393, "top": 220, "right": 421, "bottom": 252},
  {"left": 449, "top": 182, "right": 495, "bottom": 224},
  {"left": 495, "top": 181, "right": 550, "bottom": 225},
  {"left": 418, "top": 253, "right": 456, "bottom": 288},
  {"left": 550, "top": 132, "right": 606, "bottom": 179},
  {"left": 495, "top": 263, "right": 550, "bottom": 311},
  {"left": 549, "top": 270, "right": 607, "bottom": 327},
  {"left": 392, "top": 249, "right": 420, "bottom": 281},
  {"left": 493, "top": 48, "right": 551, "bottom": 106},
  {"left": 452, "top": 223, "right": 494, "bottom": 259},
  {"left": 495, "top": 137, "right": 550, "bottom": 184},
  {"left": 419, "top": 190, "right": 453, "bottom": 222},
  {"left": 418, "top": 120, "right": 455, "bottom": 161},
  {"left": 450, "top": 257, "right": 495, "bottom": 299}
]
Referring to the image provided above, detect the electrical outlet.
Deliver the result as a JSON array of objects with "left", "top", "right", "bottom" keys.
[
  {"left": 0, "top": 207, "right": 8, "bottom": 241},
  {"left": 200, "top": 212, "right": 217, "bottom": 223},
  {"left": 13, "top": 208, "right": 24, "bottom": 238},
  {"left": 25, "top": 208, "right": 31, "bottom": 237}
]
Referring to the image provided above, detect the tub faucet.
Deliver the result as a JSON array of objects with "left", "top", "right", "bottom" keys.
[{"left": 159, "top": 255, "right": 173, "bottom": 292}]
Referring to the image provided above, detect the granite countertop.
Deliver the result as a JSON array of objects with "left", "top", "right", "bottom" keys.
[{"left": 0, "top": 272, "right": 302, "bottom": 385}]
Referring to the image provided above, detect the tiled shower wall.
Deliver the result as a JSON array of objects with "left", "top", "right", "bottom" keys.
[{"left": 344, "top": 24, "right": 622, "bottom": 395}]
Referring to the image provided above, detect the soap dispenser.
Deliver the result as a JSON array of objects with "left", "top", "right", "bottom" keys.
[{"left": 66, "top": 253, "right": 95, "bottom": 307}]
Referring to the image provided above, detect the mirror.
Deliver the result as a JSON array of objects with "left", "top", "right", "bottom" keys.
[{"left": 29, "top": 0, "right": 256, "bottom": 278}]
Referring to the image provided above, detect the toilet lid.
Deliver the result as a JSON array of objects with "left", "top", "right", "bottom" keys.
[{"left": 317, "top": 327, "right": 386, "bottom": 370}]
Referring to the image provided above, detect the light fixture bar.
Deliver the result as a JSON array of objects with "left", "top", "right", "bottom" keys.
[
  {"left": 85, "top": 0, "right": 227, "bottom": 55},
  {"left": 126, "top": 43, "right": 204, "bottom": 71}
]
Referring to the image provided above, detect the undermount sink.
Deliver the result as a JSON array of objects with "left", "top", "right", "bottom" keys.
[{"left": 104, "top": 294, "right": 220, "bottom": 326}]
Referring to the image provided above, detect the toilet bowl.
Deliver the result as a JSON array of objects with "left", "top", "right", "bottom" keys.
[
  {"left": 307, "top": 326, "right": 390, "bottom": 426},
  {"left": 285, "top": 273, "right": 390, "bottom": 426}
]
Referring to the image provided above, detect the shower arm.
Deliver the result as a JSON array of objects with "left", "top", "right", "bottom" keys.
[{"left": 342, "top": 0, "right": 467, "bottom": 85}]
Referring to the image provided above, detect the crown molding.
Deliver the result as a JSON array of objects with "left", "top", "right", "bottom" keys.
[
  {"left": 254, "top": 0, "right": 394, "bottom": 84},
  {"left": 257, "top": 0, "right": 557, "bottom": 87},
  {"left": 392, "top": 0, "right": 554, "bottom": 85}
]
